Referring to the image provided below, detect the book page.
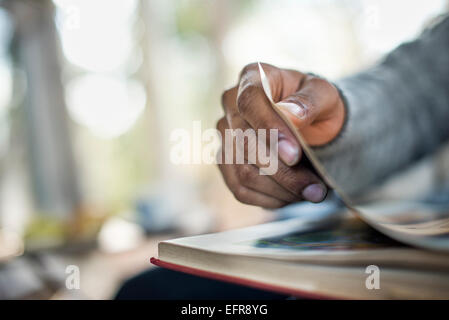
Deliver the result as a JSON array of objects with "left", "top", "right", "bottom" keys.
[
  {"left": 257, "top": 63, "right": 449, "bottom": 252},
  {"left": 161, "top": 213, "right": 449, "bottom": 270}
]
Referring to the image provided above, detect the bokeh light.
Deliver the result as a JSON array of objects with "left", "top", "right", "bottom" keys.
[{"left": 66, "top": 75, "right": 146, "bottom": 139}]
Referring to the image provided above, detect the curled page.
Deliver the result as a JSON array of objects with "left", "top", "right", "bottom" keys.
[
  {"left": 258, "top": 62, "right": 449, "bottom": 252},
  {"left": 257, "top": 63, "right": 340, "bottom": 193}
]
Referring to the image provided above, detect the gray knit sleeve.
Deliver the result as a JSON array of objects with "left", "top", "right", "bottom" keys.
[{"left": 313, "top": 15, "right": 449, "bottom": 197}]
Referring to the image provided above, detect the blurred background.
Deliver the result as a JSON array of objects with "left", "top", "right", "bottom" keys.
[{"left": 0, "top": 0, "right": 447, "bottom": 299}]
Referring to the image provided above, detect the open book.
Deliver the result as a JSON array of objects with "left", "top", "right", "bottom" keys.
[
  {"left": 152, "top": 208, "right": 449, "bottom": 299},
  {"left": 151, "top": 64, "right": 449, "bottom": 299}
]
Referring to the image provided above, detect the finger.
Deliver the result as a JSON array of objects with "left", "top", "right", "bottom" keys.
[
  {"left": 221, "top": 85, "right": 239, "bottom": 124},
  {"left": 218, "top": 117, "right": 326, "bottom": 203},
  {"left": 235, "top": 164, "right": 300, "bottom": 203},
  {"left": 218, "top": 113, "right": 301, "bottom": 202},
  {"left": 270, "top": 163, "right": 328, "bottom": 203},
  {"left": 231, "top": 129, "right": 325, "bottom": 202},
  {"left": 236, "top": 63, "right": 305, "bottom": 166},
  {"left": 277, "top": 75, "right": 343, "bottom": 146},
  {"left": 216, "top": 118, "right": 288, "bottom": 208},
  {"left": 218, "top": 162, "right": 288, "bottom": 208}
]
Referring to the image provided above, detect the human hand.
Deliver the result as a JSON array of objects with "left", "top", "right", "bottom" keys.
[{"left": 217, "top": 63, "right": 345, "bottom": 208}]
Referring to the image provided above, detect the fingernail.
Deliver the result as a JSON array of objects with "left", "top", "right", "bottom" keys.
[
  {"left": 302, "top": 184, "right": 326, "bottom": 203},
  {"left": 278, "top": 139, "right": 299, "bottom": 166},
  {"left": 277, "top": 102, "right": 306, "bottom": 118}
]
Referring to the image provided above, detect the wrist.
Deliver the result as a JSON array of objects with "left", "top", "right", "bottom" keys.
[{"left": 319, "top": 83, "right": 348, "bottom": 147}]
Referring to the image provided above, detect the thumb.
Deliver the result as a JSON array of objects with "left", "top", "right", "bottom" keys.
[
  {"left": 276, "top": 76, "right": 344, "bottom": 146},
  {"left": 276, "top": 77, "right": 327, "bottom": 129}
]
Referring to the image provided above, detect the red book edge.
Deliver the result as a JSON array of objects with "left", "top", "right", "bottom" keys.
[{"left": 150, "top": 257, "right": 340, "bottom": 300}]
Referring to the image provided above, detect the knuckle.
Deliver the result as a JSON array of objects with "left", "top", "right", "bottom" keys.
[
  {"left": 245, "top": 136, "right": 258, "bottom": 161},
  {"left": 238, "top": 165, "right": 255, "bottom": 184},
  {"left": 236, "top": 94, "right": 249, "bottom": 115},
  {"left": 314, "top": 77, "right": 330, "bottom": 88},
  {"left": 240, "top": 62, "right": 259, "bottom": 76},
  {"left": 307, "top": 76, "right": 336, "bottom": 97},
  {"left": 290, "top": 94, "right": 313, "bottom": 117},
  {"left": 232, "top": 185, "right": 248, "bottom": 202},
  {"left": 236, "top": 63, "right": 267, "bottom": 117},
  {"left": 221, "top": 88, "right": 234, "bottom": 110},
  {"left": 276, "top": 167, "right": 312, "bottom": 195},
  {"left": 241, "top": 135, "right": 251, "bottom": 156},
  {"left": 295, "top": 93, "right": 313, "bottom": 108},
  {"left": 236, "top": 85, "right": 259, "bottom": 116},
  {"left": 216, "top": 117, "right": 227, "bottom": 132}
]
